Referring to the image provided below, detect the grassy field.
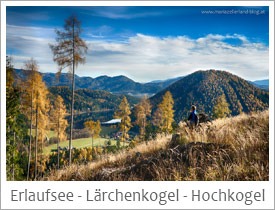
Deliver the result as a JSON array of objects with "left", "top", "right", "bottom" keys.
[
  {"left": 43, "top": 137, "right": 118, "bottom": 154},
  {"left": 33, "top": 125, "right": 120, "bottom": 154},
  {"left": 31, "top": 125, "right": 117, "bottom": 139},
  {"left": 29, "top": 129, "right": 56, "bottom": 139},
  {"left": 100, "top": 126, "right": 118, "bottom": 136}
]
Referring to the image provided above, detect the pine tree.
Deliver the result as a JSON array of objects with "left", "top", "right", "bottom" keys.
[
  {"left": 135, "top": 96, "right": 151, "bottom": 141},
  {"left": 212, "top": 94, "right": 231, "bottom": 119},
  {"left": 114, "top": 97, "right": 132, "bottom": 149},
  {"left": 50, "top": 95, "right": 68, "bottom": 169},
  {"left": 157, "top": 91, "right": 175, "bottom": 133},
  {"left": 50, "top": 15, "right": 88, "bottom": 165}
]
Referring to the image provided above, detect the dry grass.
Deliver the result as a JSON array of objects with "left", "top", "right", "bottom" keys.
[
  {"left": 177, "top": 110, "right": 269, "bottom": 181},
  {"left": 44, "top": 110, "right": 269, "bottom": 181},
  {"left": 44, "top": 134, "right": 171, "bottom": 181}
]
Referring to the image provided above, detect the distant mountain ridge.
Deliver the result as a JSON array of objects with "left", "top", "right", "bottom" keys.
[
  {"left": 14, "top": 69, "right": 268, "bottom": 97},
  {"left": 150, "top": 70, "right": 269, "bottom": 122},
  {"left": 14, "top": 69, "right": 183, "bottom": 97},
  {"left": 249, "top": 79, "right": 269, "bottom": 90}
]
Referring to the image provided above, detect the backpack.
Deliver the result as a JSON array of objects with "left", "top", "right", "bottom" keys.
[{"left": 194, "top": 113, "right": 199, "bottom": 126}]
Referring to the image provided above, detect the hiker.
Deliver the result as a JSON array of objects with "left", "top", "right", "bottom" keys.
[{"left": 187, "top": 105, "right": 199, "bottom": 129}]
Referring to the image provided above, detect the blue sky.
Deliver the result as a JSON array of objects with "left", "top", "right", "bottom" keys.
[{"left": 6, "top": 6, "right": 269, "bottom": 82}]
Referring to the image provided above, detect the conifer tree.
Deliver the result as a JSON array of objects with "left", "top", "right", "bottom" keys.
[
  {"left": 21, "top": 58, "right": 39, "bottom": 180},
  {"left": 158, "top": 91, "right": 175, "bottom": 133},
  {"left": 84, "top": 120, "right": 101, "bottom": 148},
  {"left": 135, "top": 96, "right": 151, "bottom": 140},
  {"left": 114, "top": 97, "right": 132, "bottom": 149},
  {"left": 152, "top": 107, "right": 163, "bottom": 129},
  {"left": 95, "top": 120, "right": 102, "bottom": 139},
  {"left": 22, "top": 60, "right": 50, "bottom": 180},
  {"left": 50, "top": 15, "right": 88, "bottom": 165},
  {"left": 32, "top": 73, "right": 50, "bottom": 180},
  {"left": 6, "top": 56, "right": 24, "bottom": 180},
  {"left": 50, "top": 95, "right": 68, "bottom": 169},
  {"left": 212, "top": 94, "right": 231, "bottom": 119}
]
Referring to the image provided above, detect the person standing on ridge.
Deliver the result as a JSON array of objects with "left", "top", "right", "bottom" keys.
[{"left": 187, "top": 105, "right": 199, "bottom": 129}]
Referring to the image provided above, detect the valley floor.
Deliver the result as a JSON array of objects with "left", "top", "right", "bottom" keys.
[{"left": 44, "top": 110, "right": 269, "bottom": 181}]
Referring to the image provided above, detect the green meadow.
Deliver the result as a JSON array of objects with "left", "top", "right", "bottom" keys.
[{"left": 43, "top": 137, "right": 118, "bottom": 154}]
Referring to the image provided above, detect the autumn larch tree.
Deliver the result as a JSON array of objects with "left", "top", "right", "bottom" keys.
[
  {"left": 50, "top": 95, "right": 68, "bottom": 169},
  {"left": 49, "top": 15, "right": 88, "bottom": 165},
  {"left": 114, "top": 97, "right": 132, "bottom": 149},
  {"left": 22, "top": 60, "right": 50, "bottom": 180},
  {"left": 157, "top": 91, "right": 175, "bottom": 133},
  {"left": 21, "top": 58, "right": 39, "bottom": 180},
  {"left": 152, "top": 107, "right": 163, "bottom": 129},
  {"left": 95, "top": 120, "right": 101, "bottom": 141},
  {"left": 32, "top": 72, "right": 50, "bottom": 180},
  {"left": 135, "top": 96, "right": 151, "bottom": 141},
  {"left": 84, "top": 120, "right": 101, "bottom": 148},
  {"left": 212, "top": 94, "right": 231, "bottom": 119}
]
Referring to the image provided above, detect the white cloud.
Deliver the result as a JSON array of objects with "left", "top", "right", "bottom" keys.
[{"left": 6, "top": 24, "right": 269, "bottom": 82}]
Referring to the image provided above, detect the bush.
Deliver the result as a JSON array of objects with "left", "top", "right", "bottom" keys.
[
  {"left": 72, "top": 129, "right": 90, "bottom": 139},
  {"left": 49, "top": 137, "right": 58, "bottom": 145}
]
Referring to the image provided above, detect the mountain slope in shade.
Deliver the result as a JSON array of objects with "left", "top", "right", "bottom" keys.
[
  {"left": 49, "top": 86, "right": 140, "bottom": 112},
  {"left": 48, "top": 86, "right": 141, "bottom": 128},
  {"left": 150, "top": 70, "right": 269, "bottom": 122},
  {"left": 13, "top": 69, "right": 182, "bottom": 96}
]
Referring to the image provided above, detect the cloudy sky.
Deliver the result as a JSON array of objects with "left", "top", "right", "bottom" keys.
[{"left": 6, "top": 6, "right": 269, "bottom": 82}]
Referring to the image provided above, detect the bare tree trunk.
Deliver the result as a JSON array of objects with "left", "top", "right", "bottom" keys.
[
  {"left": 123, "top": 116, "right": 125, "bottom": 149},
  {"left": 27, "top": 88, "right": 33, "bottom": 181},
  {"left": 57, "top": 118, "right": 60, "bottom": 169},
  {"left": 69, "top": 20, "right": 75, "bottom": 165},
  {"left": 92, "top": 135, "right": 94, "bottom": 158},
  {"left": 7, "top": 125, "right": 10, "bottom": 180},
  {"left": 12, "top": 132, "right": 15, "bottom": 181},
  {"left": 40, "top": 137, "right": 43, "bottom": 177},
  {"left": 34, "top": 103, "right": 38, "bottom": 180}
]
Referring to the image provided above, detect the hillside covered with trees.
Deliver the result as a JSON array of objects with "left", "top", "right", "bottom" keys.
[
  {"left": 49, "top": 86, "right": 140, "bottom": 113},
  {"left": 150, "top": 70, "right": 269, "bottom": 121}
]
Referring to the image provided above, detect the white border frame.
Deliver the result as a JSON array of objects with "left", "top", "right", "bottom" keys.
[{"left": 1, "top": 1, "right": 274, "bottom": 209}]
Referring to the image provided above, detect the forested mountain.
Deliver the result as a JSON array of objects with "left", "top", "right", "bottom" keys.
[
  {"left": 150, "top": 70, "right": 269, "bottom": 122},
  {"left": 49, "top": 86, "right": 140, "bottom": 113},
  {"left": 14, "top": 69, "right": 182, "bottom": 96}
]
